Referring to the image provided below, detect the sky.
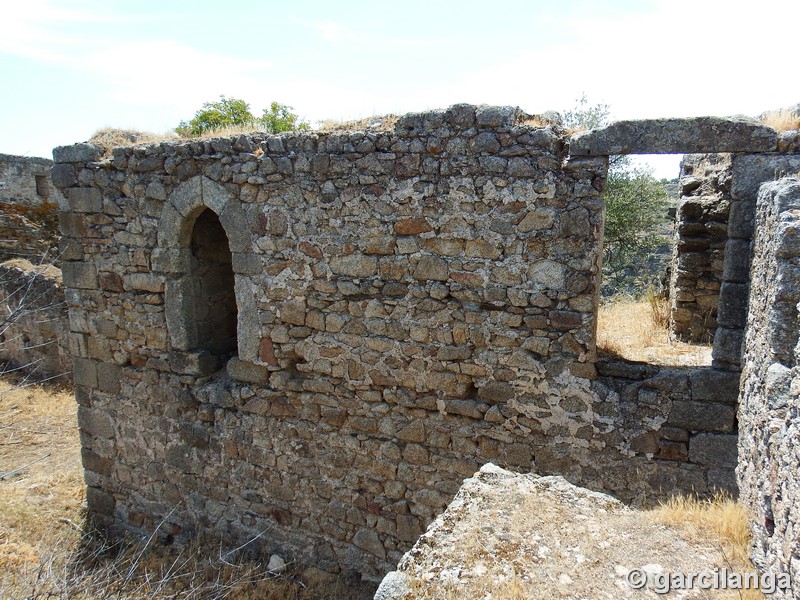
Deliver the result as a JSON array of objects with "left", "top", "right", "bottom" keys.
[{"left": 2, "top": 0, "right": 799, "bottom": 179}]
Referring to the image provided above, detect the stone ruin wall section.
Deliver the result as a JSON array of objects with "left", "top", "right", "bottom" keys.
[
  {"left": 737, "top": 177, "right": 800, "bottom": 600},
  {"left": 670, "top": 153, "right": 732, "bottom": 345},
  {"left": 53, "top": 106, "right": 745, "bottom": 579},
  {"left": 0, "top": 153, "right": 62, "bottom": 207}
]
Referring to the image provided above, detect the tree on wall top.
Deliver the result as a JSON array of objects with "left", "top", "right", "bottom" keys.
[
  {"left": 562, "top": 95, "right": 671, "bottom": 297},
  {"left": 176, "top": 96, "right": 310, "bottom": 137}
]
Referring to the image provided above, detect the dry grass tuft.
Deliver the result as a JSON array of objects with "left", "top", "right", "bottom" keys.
[
  {"left": 760, "top": 108, "right": 800, "bottom": 131},
  {"left": 183, "top": 124, "right": 267, "bottom": 140},
  {"left": 89, "top": 128, "right": 177, "bottom": 157},
  {"left": 650, "top": 494, "right": 764, "bottom": 600},
  {"left": 317, "top": 115, "right": 399, "bottom": 133},
  {"left": 597, "top": 295, "right": 711, "bottom": 366},
  {"left": 650, "top": 493, "right": 752, "bottom": 565}
]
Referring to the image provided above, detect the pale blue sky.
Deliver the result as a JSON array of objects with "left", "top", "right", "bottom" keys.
[{"left": 2, "top": 0, "right": 799, "bottom": 178}]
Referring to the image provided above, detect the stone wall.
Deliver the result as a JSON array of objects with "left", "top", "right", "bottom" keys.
[
  {"left": 0, "top": 259, "right": 70, "bottom": 380},
  {"left": 669, "top": 153, "right": 731, "bottom": 344},
  {"left": 737, "top": 177, "right": 800, "bottom": 600},
  {"left": 0, "top": 154, "right": 64, "bottom": 263},
  {"left": 52, "top": 106, "right": 747, "bottom": 580},
  {"left": 0, "top": 153, "right": 60, "bottom": 207},
  {"left": 713, "top": 137, "right": 800, "bottom": 371}
]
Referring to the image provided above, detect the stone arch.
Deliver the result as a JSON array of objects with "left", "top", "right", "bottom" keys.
[{"left": 155, "top": 176, "right": 259, "bottom": 373}]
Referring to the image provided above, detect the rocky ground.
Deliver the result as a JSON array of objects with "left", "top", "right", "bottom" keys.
[{"left": 377, "top": 464, "right": 762, "bottom": 600}]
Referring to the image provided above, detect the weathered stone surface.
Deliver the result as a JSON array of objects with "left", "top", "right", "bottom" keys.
[
  {"left": 668, "top": 401, "right": 736, "bottom": 432},
  {"left": 689, "top": 369, "right": 740, "bottom": 403},
  {"left": 716, "top": 282, "right": 748, "bottom": 329},
  {"left": 0, "top": 260, "right": 69, "bottom": 379},
  {"left": 711, "top": 327, "right": 744, "bottom": 369},
  {"left": 731, "top": 153, "right": 800, "bottom": 200},
  {"left": 688, "top": 433, "right": 738, "bottom": 467},
  {"left": 738, "top": 178, "right": 800, "bottom": 599},
  {"left": 721, "top": 239, "right": 752, "bottom": 282},
  {"left": 330, "top": 254, "right": 377, "bottom": 278},
  {"left": 226, "top": 357, "right": 270, "bottom": 384},
  {"left": 53, "top": 143, "right": 103, "bottom": 164},
  {"left": 67, "top": 188, "right": 103, "bottom": 213},
  {"left": 379, "top": 464, "right": 743, "bottom": 599},
  {"left": 570, "top": 117, "right": 777, "bottom": 156}
]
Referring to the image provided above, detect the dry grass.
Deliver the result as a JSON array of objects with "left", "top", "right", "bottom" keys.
[
  {"left": 650, "top": 494, "right": 764, "bottom": 600},
  {"left": 89, "top": 128, "right": 177, "bottom": 157},
  {"left": 597, "top": 294, "right": 712, "bottom": 366},
  {"left": 650, "top": 493, "right": 751, "bottom": 565},
  {"left": 0, "top": 379, "right": 83, "bottom": 574},
  {"left": 318, "top": 115, "right": 399, "bottom": 133},
  {"left": 760, "top": 108, "right": 800, "bottom": 131},
  {"left": 88, "top": 125, "right": 269, "bottom": 157},
  {"left": 0, "top": 377, "right": 373, "bottom": 599}
]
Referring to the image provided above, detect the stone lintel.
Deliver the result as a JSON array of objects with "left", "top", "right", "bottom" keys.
[{"left": 569, "top": 117, "right": 777, "bottom": 156}]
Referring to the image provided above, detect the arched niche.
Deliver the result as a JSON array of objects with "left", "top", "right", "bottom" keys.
[{"left": 154, "top": 176, "right": 264, "bottom": 378}]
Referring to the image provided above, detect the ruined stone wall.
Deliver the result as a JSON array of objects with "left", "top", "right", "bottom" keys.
[
  {"left": 53, "top": 106, "right": 742, "bottom": 580},
  {"left": 0, "top": 154, "right": 64, "bottom": 262},
  {"left": 0, "top": 259, "right": 70, "bottom": 379},
  {"left": 670, "top": 153, "right": 731, "bottom": 344},
  {"left": 737, "top": 177, "right": 800, "bottom": 600},
  {"left": 713, "top": 135, "right": 800, "bottom": 371},
  {"left": 0, "top": 153, "right": 60, "bottom": 207}
]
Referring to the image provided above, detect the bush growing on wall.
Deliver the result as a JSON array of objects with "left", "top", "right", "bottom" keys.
[{"left": 175, "top": 96, "right": 309, "bottom": 137}]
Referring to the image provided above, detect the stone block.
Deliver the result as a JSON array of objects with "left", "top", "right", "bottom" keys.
[
  {"left": 169, "top": 350, "right": 220, "bottom": 375},
  {"left": 394, "top": 217, "right": 432, "bottom": 235},
  {"left": 81, "top": 447, "right": 114, "bottom": 476},
  {"left": 529, "top": 259, "right": 565, "bottom": 289},
  {"left": 50, "top": 163, "right": 77, "bottom": 187},
  {"left": 78, "top": 405, "right": 114, "bottom": 438},
  {"left": 688, "top": 433, "right": 738, "bottom": 467},
  {"left": 227, "top": 357, "right": 271, "bottom": 384},
  {"left": 53, "top": 143, "right": 103, "bottom": 163},
  {"left": 61, "top": 262, "right": 98, "bottom": 290},
  {"left": 151, "top": 248, "right": 189, "bottom": 273},
  {"left": 727, "top": 199, "right": 755, "bottom": 239},
  {"left": 655, "top": 443, "right": 690, "bottom": 469},
  {"left": 668, "top": 400, "right": 736, "bottom": 432},
  {"left": 413, "top": 256, "right": 448, "bottom": 281},
  {"left": 86, "top": 486, "right": 116, "bottom": 516},
  {"left": 716, "top": 282, "right": 748, "bottom": 329},
  {"left": 711, "top": 327, "right": 744, "bottom": 369},
  {"left": 97, "top": 363, "right": 121, "bottom": 394},
  {"left": 352, "top": 528, "right": 386, "bottom": 560},
  {"left": 707, "top": 467, "right": 737, "bottom": 493},
  {"left": 123, "top": 273, "right": 164, "bottom": 293},
  {"left": 731, "top": 153, "right": 800, "bottom": 200},
  {"left": 475, "top": 105, "right": 520, "bottom": 128},
  {"left": 67, "top": 188, "right": 103, "bottom": 213},
  {"left": 721, "top": 239, "right": 752, "bottom": 282},
  {"left": 478, "top": 381, "right": 515, "bottom": 404},
  {"left": 73, "top": 357, "right": 98, "bottom": 388},
  {"left": 690, "top": 369, "right": 740, "bottom": 403},
  {"left": 330, "top": 254, "right": 377, "bottom": 278},
  {"left": 396, "top": 515, "right": 424, "bottom": 542},
  {"left": 570, "top": 117, "right": 777, "bottom": 156}
]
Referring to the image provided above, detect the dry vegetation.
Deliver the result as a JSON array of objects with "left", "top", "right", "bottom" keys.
[
  {"left": 596, "top": 294, "right": 712, "bottom": 366},
  {"left": 760, "top": 108, "right": 800, "bottom": 131}
]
